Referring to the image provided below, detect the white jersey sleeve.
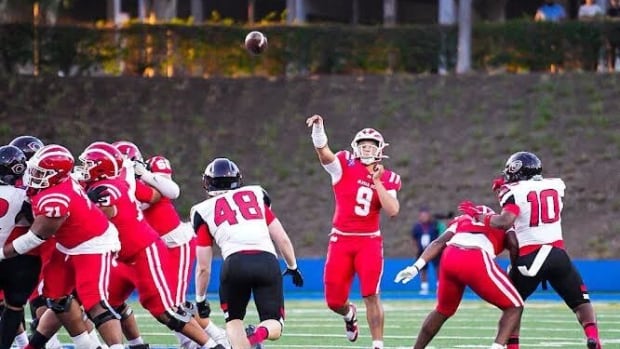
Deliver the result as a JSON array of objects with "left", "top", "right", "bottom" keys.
[
  {"left": 0, "top": 185, "right": 28, "bottom": 247},
  {"left": 190, "top": 185, "right": 276, "bottom": 259},
  {"left": 501, "top": 178, "right": 566, "bottom": 247}
]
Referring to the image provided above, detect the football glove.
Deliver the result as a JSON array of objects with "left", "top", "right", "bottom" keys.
[
  {"left": 87, "top": 186, "right": 109, "bottom": 205},
  {"left": 196, "top": 299, "right": 211, "bottom": 318},
  {"left": 283, "top": 267, "right": 304, "bottom": 287},
  {"left": 133, "top": 160, "right": 150, "bottom": 177},
  {"left": 458, "top": 200, "right": 481, "bottom": 220},
  {"left": 394, "top": 265, "right": 420, "bottom": 284},
  {"left": 492, "top": 176, "right": 506, "bottom": 192}
]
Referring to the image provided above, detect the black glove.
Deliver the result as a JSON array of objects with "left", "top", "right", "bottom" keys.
[
  {"left": 283, "top": 267, "right": 304, "bottom": 287},
  {"left": 87, "top": 186, "right": 109, "bottom": 204},
  {"left": 196, "top": 299, "right": 211, "bottom": 318}
]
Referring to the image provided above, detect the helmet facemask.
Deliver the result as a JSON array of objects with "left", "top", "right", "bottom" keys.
[
  {"left": 351, "top": 128, "right": 389, "bottom": 165},
  {"left": 25, "top": 163, "right": 57, "bottom": 189}
]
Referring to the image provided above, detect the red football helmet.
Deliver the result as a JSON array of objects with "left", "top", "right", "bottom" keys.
[
  {"left": 146, "top": 155, "right": 173, "bottom": 175},
  {"left": 351, "top": 128, "right": 389, "bottom": 165},
  {"left": 112, "top": 141, "right": 143, "bottom": 162},
  {"left": 78, "top": 142, "right": 124, "bottom": 182},
  {"left": 24, "top": 144, "right": 74, "bottom": 189}
]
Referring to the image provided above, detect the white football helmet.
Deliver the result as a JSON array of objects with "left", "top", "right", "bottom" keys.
[{"left": 350, "top": 128, "right": 389, "bottom": 165}]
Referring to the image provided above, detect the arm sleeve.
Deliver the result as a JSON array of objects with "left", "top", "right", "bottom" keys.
[
  {"left": 265, "top": 205, "right": 276, "bottom": 225},
  {"left": 321, "top": 151, "right": 345, "bottom": 184},
  {"left": 262, "top": 189, "right": 271, "bottom": 208},
  {"left": 134, "top": 180, "right": 156, "bottom": 203}
]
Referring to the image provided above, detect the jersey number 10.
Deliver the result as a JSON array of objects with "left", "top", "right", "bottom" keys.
[{"left": 526, "top": 189, "right": 560, "bottom": 227}]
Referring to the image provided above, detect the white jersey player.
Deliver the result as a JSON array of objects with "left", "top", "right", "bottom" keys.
[
  {"left": 459, "top": 151, "right": 602, "bottom": 349},
  {"left": 191, "top": 158, "right": 302, "bottom": 349}
]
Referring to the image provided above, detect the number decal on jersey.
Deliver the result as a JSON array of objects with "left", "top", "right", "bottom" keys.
[
  {"left": 44, "top": 206, "right": 61, "bottom": 218},
  {"left": 526, "top": 189, "right": 560, "bottom": 227},
  {"left": 213, "top": 190, "right": 264, "bottom": 227},
  {"left": 354, "top": 186, "right": 373, "bottom": 216},
  {"left": 0, "top": 198, "right": 8, "bottom": 218},
  {"left": 155, "top": 158, "right": 171, "bottom": 171}
]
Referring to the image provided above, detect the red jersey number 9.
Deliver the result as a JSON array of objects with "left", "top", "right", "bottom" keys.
[{"left": 354, "top": 186, "right": 373, "bottom": 216}]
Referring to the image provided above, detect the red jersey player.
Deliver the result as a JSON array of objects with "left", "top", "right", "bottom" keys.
[
  {"left": 394, "top": 206, "right": 523, "bottom": 349},
  {"left": 134, "top": 155, "right": 229, "bottom": 348},
  {"left": 78, "top": 142, "right": 219, "bottom": 349},
  {"left": 306, "top": 115, "right": 401, "bottom": 349},
  {"left": 0, "top": 144, "right": 124, "bottom": 349}
]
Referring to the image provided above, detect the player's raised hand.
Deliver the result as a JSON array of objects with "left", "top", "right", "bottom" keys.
[
  {"left": 394, "top": 265, "right": 420, "bottom": 284},
  {"left": 458, "top": 200, "right": 481, "bottom": 219},
  {"left": 283, "top": 267, "right": 304, "bottom": 287},
  {"left": 372, "top": 164, "right": 384, "bottom": 181},
  {"left": 306, "top": 114, "right": 324, "bottom": 128},
  {"left": 491, "top": 176, "right": 505, "bottom": 192}
]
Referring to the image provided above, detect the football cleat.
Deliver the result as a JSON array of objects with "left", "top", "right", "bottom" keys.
[
  {"left": 344, "top": 303, "right": 359, "bottom": 342},
  {"left": 245, "top": 324, "right": 265, "bottom": 349},
  {"left": 587, "top": 337, "right": 600, "bottom": 349}
]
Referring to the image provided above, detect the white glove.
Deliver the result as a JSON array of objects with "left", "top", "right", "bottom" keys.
[
  {"left": 394, "top": 265, "right": 420, "bottom": 284},
  {"left": 133, "top": 160, "right": 149, "bottom": 177}
]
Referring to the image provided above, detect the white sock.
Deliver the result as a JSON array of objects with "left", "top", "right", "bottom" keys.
[
  {"left": 372, "top": 340, "right": 384, "bottom": 349},
  {"left": 128, "top": 337, "right": 145, "bottom": 345},
  {"left": 490, "top": 343, "right": 504, "bottom": 349},
  {"left": 88, "top": 329, "right": 103, "bottom": 348},
  {"left": 14, "top": 332, "right": 29, "bottom": 348},
  {"left": 421, "top": 282, "right": 429, "bottom": 290},
  {"left": 204, "top": 321, "right": 222, "bottom": 338},
  {"left": 109, "top": 344, "right": 124, "bottom": 349},
  {"left": 47, "top": 334, "right": 62, "bottom": 349},
  {"left": 343, "top": 304, "right": 354, "bottom": 322},
  {"left": 71, "top": 331, "right": 95, "bottom": 349},
  {"left": 174, "top": 332, "right": 191, "bottom": 345}
]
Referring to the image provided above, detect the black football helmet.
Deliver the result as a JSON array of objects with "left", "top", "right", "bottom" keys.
[
  {"left": 202, "top": 158, "right": 242, "bottom": 194},
  {"left": 9, "top": 135, "right": 44, "bottom": 160},
  {"left": 503, "top": 151, "right": 542, "bottom": 183},
  {"left": 0, "top": 145, "right": 27, "bottom": 185}
]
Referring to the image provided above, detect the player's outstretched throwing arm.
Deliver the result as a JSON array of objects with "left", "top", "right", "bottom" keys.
[{"left": 306, "top": 114, "right": 336, "bottom": 165}]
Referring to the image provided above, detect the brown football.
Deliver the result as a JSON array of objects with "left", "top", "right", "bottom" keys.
[{"left": 244, "top": 31, "right": 268, "bottom": 55}]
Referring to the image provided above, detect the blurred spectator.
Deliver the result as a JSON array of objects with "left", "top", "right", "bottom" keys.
[
  {"left": 535, "top": 0, "right": 567, "bottom": 22},
  {"left": 579, "top": 0, "right": 604, "bottom": 20},
  {"left": 607, "top": 0, "right": 620, "bottom": 71},
  {"left": 410, "top": 206, "right": 446, "bottom": 295}
]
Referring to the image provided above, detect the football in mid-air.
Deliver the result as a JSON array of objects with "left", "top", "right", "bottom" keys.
[{"left": 244, "top": 31, "right": 268, "bottom": 55}]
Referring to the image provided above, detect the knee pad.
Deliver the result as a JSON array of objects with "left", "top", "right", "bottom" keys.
[
  {"left": 161, "top": 308, "right": 191, "bottom": 332},
  {"left": 30, "top": 295, "right": 47, "bottom": 319},
  {"left": 87, "top": 301, "right": 121, "bottom": 328},
  {"left": 114, "top": 303, "right": 134, "bottom": 321},
  {"left": 46, "top": 294, "right": 74, "bottom": 314}
]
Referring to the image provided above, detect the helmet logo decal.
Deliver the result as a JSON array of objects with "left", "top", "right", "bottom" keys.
[
  {"left": 28, "top": 142, "right": 43, "bottom": 152},
  {"left": 508, "top": 160, "right": 523, "bottom": 174},
  {"left": 11, "top": 163, "right": 25, "bottom": 175}
]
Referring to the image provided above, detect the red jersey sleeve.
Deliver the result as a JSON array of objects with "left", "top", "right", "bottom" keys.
[
  {"left": 195, "top": 224, "right": 213, "bottom": 247},
  {"left": 33, "top": 192, "right": 70, "bottom": 218},
  {"left": 147, "top": 156, "right": 173, "bottom": 175},
  {"left": 265, "top": 205, "right": 276, "bottom": 225},
  {"left": 382, "top": 170, "right": 402, "bottom": 191},
  {"left": 134, "top": 180, "right": 155, "bottom": 202}
]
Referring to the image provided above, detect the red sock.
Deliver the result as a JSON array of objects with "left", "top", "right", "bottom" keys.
[
  {"left": 248, "top": 326, "right": 269, "bottom": 345},
  {"left": 584, "top": 322, "right": 599, "bottom": 341},
  {"left": 507, "top": 335, "right": 519, "bottom": 349},
  {"left": 23, "top": 345, "right": 35, "bottom": 349}
]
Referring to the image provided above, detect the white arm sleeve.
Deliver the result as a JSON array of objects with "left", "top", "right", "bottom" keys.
[
  {"left": 321, "top": 159, "right": 342, "bottom": 184},
  {"left": 140, "top": 172, "right": 180, "bottom": 199}
]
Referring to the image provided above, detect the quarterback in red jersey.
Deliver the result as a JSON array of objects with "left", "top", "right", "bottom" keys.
[
  {"left": 0, "top": 144, "right": 124, "bottom": 349},
  {"left": 395, "top": 206, "right": 523, "bottom": 349},
  {"left": 78, "top": 142, "right": 218, "bottom": 349},
  {"left": 306, "top": 115, "right": 401, "bottom": 349}
]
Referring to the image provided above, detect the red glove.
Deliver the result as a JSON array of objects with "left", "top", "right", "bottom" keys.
[
  {"left": 492, "top": 176, "right": 505, "bottom": 192},
  {"left": 458, "top": 200, "right": 482, "bottom": 219}
]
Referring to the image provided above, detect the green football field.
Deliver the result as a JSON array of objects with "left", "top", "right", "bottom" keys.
[{"left": 55, "top": 299, "right": 620, "bottom": 348}]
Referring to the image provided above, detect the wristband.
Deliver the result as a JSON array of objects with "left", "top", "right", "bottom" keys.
[
  {"left": 286, "top": 262, "right": 297, "bottom": 270},
  {"left": 13, "top": 230, "right": 45, "bottom": 255},
  {"left": 311, "top": 124, "right": 328, "bottom": 148},
  {"left": 195, "top": 294, "right": 206, "bottom": 302},
  {"left": 413, "top": 259, "right": 426, "bottom": 271}
]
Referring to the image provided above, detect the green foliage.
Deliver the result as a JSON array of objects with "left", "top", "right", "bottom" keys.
[{"left": 1, "top": 20, "right": 615, "bottom": 76}]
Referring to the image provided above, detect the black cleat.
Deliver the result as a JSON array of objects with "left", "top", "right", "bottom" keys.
[{"left": 587, "top": 338, "right": 599, "bottom": 349}]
